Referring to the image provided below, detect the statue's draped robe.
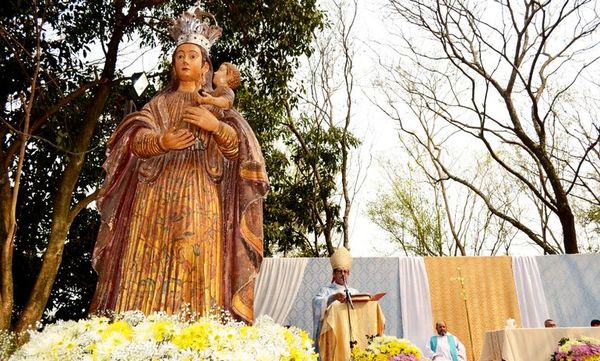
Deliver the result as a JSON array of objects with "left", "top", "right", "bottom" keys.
[{"left": 90, "top": 91, "right": 268, "bottom": 323}]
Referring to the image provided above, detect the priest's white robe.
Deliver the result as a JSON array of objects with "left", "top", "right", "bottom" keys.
[{"left": 312, "top": 282, "right": 359, "bottom": 351}]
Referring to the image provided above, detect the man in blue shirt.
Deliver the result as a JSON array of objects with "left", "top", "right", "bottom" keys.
[{"left": 426, "top": 321, "right": 467, "bottom": 361}]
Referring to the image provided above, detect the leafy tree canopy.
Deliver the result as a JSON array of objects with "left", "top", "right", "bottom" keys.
[{"left": 1, "top": 0, "right": 324, "bottom": 324}]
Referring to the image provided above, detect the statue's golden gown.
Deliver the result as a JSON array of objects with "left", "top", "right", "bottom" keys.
[
  {"left": 116, "top": 92, "right": 236, "bottom": 314},
  {"left": 90, "top": 91, "right": 268, "bottom": 321}
]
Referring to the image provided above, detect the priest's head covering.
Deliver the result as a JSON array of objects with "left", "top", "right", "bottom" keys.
[{"left": 330, "top": 246, "right": 352, "bottom": 270}]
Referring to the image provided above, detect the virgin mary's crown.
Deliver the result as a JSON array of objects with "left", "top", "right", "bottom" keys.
[{"left": 169, "top": 2, "right": 222, "bottom": 54}]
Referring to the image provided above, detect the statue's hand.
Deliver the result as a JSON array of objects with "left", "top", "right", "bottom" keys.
[
  {"left": 193, "top": 92, "right": 204, "bottom": 105},
  {"left": 183, "top": 106, "right": 219, "bottom": 132},
  {"left": 195, "top": 92, "right": 214, "bottom": 105},
  {"left": 159, "top": 128, "right": 196, "bottom": 150}
]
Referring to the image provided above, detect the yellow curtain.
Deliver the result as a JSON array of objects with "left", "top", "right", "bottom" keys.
[{"left": 424, "top": 256, "right": 521, "bottom": 360}]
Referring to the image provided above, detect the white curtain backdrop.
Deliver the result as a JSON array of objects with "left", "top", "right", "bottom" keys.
[
  {"left": 253, "top": 258, "right": 309, "bottom": 324},
  {"left": 398, "top": 257, "right": 433, "bottom": 352},
  {"left": 512, "top": 256, "right": 549, "bottom": 328}
]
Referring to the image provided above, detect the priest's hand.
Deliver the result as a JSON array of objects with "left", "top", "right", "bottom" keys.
[{"left": 328, "top": 292, "right": 347, "bottom": 305}]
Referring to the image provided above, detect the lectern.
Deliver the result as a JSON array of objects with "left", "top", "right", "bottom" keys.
[{"left": 318, "top": 300, "right": 385, "bottom": 361}]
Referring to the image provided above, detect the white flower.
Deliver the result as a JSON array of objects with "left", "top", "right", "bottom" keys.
[{"left": 8, "top": 311, "right": 317, "bottom": 361}]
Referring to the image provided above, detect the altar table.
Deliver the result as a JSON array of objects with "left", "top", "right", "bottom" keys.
[
  {"left": 318, "top": 300, "right": 385, "bottom": 361},
  {"left": 479, "top": 327, "right": 600, "bottom": 361}
]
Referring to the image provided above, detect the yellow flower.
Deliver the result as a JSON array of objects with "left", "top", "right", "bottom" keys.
[
  {"left": 172, "top": 322, "right": 211, "bottom": 350},
  {"left": 11, "top": 313, "right": 319, "bottom": 360},
  {"left": 100, "top": 320, "right": 133, "bottom": 341},
  {"left": 351, "top": 336, "right": 422, "bottom": 361},
  {"left": 150, "top": 320, "right": 174, "bottom": 342}
]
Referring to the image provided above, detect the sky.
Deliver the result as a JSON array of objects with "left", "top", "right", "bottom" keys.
[
  {"left": 112, "top": 0, "right": 597, "bottom": 258},
  {"left": 310, "top": 0, "right": 593, "bottom": 257},
  {"left": 112, "top": 0, "right": 406, "bottom": 257},
  {"left": 325, "top": 0, "right": 415, "bottom": 256}
]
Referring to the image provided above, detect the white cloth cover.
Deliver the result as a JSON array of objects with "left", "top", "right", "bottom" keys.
[
  {"left": 512, "top": 256, "right": 549, "bottom": 328},
  {"left": 399, "top": 257, "right": 433, "bottom": 353},
  {"left": 253, "top": 257, "right": 309, "bottom": 324}
]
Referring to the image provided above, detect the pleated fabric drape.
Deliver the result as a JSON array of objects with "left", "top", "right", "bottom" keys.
[
  {"left": 253, "top": 257, "right": 309, "bottom": 324},
  {"left": 398, "top": 257, "right": 433, "bottom": 353},
  {"left": 424, "top": 256, "right": 521, "bottom": 361},
  {"left": 512, "top": 256, "right": 549, "bottom": 328}
]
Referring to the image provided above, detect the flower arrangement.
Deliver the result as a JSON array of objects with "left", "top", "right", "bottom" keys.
[
  {"left": 351, "top": 335, "right": 423, "bottom": 361},
  {"left": 550, "top": 336, "right": 600, "bottom": 361},
  {"left": 0, "top": 328, "right": 17, "bottom": 360},
  {"left": 7, "top": 311, "right": 317, "bottom": 361}
]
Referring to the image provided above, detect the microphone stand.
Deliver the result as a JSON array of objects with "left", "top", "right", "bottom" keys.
[{"left": 342, "top": 274, "right": 357, "bottom": 349}]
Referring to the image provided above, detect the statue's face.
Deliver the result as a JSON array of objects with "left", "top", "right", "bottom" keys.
[{"left": 174, "top": 43, "right": 207, "bottom": 83}]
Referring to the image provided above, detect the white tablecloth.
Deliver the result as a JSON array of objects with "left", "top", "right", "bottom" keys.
[{"left": 479, "top": 327, "right": 600, "bottom": 361}]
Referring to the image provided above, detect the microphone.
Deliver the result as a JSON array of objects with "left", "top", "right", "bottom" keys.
[{"left": 342, "top": 273, "right": 354, "bottom": 309}]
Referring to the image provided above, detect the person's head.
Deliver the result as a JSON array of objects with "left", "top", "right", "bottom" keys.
[
  {"left": 544, "top": 319, "right": 557, "bottom": 328},
  {"left": 330, "top": 246, "right": 352, "bottom": 286},
  {"left": 591, "top": 319, "right": 600, "bottom": 327},
  {"left": 331, "top": 268, "right": 350, "bottom": 286},
  {"left": 167, "top": 4, "right": 221, "bottom": 93},
  {"left": 214, "top": 62, "right": 241, "bottom": 89},
  {"left": 435, "top": 321, "right": 448, "bottom": 336},
  {"left": 168, "top": 43, "right": 213, "bottom": 92}
]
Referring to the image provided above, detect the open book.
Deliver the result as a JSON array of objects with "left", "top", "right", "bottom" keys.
[{"left": 349, "top": 292, "right": 386, "bottom": 303}]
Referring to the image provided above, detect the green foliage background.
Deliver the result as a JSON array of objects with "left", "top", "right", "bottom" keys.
[{"left": 1, "top": 0, "right": 343, "bottom": 323}]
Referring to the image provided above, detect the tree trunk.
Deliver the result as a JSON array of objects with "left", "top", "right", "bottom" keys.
[
  {"left": 558, "top": 204, "right": 578, "bottom": 254},
  {"left": 13, "top": 5, "right": 126, "bottom": 329},
  {"left": 14, "top": 83, "right": 112, "bottom": 333},
  {"left": 0, "top": 170, "right": 13, "bottom": 330}
]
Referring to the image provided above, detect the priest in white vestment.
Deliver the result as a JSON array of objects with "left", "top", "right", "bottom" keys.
[
  {"left": 426, "top": 321, "right": 467, "bottom": 361},
  {"left": 312, "top": 247, "right": 359, "bottom": 353}
]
